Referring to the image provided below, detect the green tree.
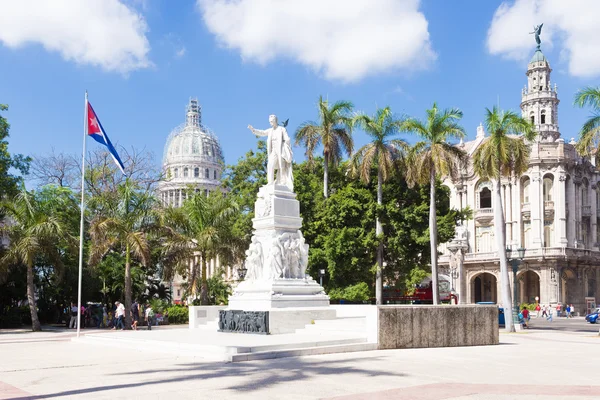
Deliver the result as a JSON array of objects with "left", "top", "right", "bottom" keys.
[
  {"left": 350, "top": 107, "right": 408, "bottom": 305},
  {"left": 295, "top": 96, "right": 354, "bottom": 198},
  {"left": 0, "top": 185, "right": 75, "bottom": 331},
  {"left": 574, "top": 87, "right": 600, "bottom": 162},
  {"left": 402, "top": 103, "right": 466, "bottom": 304},
  {"left": 0, "top": 104, "right": 31, "bottom": 198},
  {"left": 472, "top": 106, "right": 535, "bottom": 332},
  {"left": 88, "top": 178, "right": 156, "bottom": 327},
  {"left": 160, "top": 191, "right": 239, "bottom": 305}
]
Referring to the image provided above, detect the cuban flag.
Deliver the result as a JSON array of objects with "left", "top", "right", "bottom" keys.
[{"left": 87, "top": 101, "right": 126, "bottom": 174}]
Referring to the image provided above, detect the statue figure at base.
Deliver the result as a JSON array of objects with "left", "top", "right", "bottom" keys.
[{"left": 248, "top": 114, "right": 294, "bottom": 191}]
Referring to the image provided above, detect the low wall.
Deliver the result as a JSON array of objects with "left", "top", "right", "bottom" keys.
[
  {"left": 378, "top": 305, "right": 499, "bottom": 349},
  {"left": 189, "top": 306, "right": 227, "bottom": 329}
]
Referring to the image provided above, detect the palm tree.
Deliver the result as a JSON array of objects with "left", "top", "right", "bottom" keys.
[
  {"left": 0, "top": 186, "right": 74, "bottom": 331},
  {"left": 350, "top": 107, "right": 408, "bottom": 305},
  {"left": 472, "top": 106, "right": 535, "bottom": 332},
  {"left": 295, "top": 96, "right": 354, "bottom": 198},
  {"left": 402, "top": 103, "right": 467, "bottom": 305},
  {"left": 160, "top": 191, "right": 240, "bottom": 305},
  {"left": 88, "top": 178, "right": 155, "bottom": 328},
  {"left": 574, "top": 87, "right": 600, "bottom": 161}
]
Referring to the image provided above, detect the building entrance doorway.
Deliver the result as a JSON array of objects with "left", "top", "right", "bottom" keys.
[
  {"left": 519, "top": 270, "right": 540, "bottom": 304},
  {"left": 472, "top": 273, "right": 497, "bottom": 303},
  {"left": 561, "top": 269, "right": 577, "bottom": 305}
]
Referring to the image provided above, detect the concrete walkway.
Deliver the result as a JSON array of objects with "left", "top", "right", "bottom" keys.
[{"left": 1, "top": 324, "right": 599, "bottom": 399}]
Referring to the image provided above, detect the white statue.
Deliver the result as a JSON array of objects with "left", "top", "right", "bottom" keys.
[
  {"left": 244, "top": 236, "right": 263, "bottom": 281},
  {"left": 267, "top": 238, "right": 284, "bottom": 280},
  {"left": 248, "top": 115, "right": 294, "bottom": 191}
]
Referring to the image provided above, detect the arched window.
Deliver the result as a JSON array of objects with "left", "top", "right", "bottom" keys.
[
  {"left": 541, "top": 110, "right": 546, "bottom": 124},
  {"left": 183, "top": 168, "right": 189, "bottom": 178},
  {"left": 194, "top": 167, "right": 199, "bottom": 178},
  {"left": 543, "top": 177, "right": 553, "bottom": 201},
  {"left": 205, "top": 168, "right": 209, "bottom": 179},
  {"left": 174, "top": 168, "right": 179, "bottom": 178},
  {"left": 523, "top": 179, "right": 530, "bottom": 203},
  {"left": 214, "top": 170, "right": 217, "bottom": 180},
  {"left": 479, "top": 187, "right": 492, "bottom": 209}
]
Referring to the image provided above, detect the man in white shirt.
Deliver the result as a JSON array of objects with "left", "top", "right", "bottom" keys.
[
  {"left": 112, "top": 301, "right": 125, "bottom": 330},
  {"left": 69, "top": 302, "right": 78, "bottom": 329}
]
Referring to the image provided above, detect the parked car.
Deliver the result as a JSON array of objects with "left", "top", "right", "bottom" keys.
[{"left": 585, "top": 307, "right": 599, "bottom": 324}]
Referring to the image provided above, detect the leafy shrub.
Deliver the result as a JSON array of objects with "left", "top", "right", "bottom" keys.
[
  {"left": 165, "top": 305, "right": 188, "bottom": 324},
  {"left": 328, "top": 282, "right": 371, "bottom": 302},
  {"left": 149, "top": 299, "right": 169, "bottom": 314}
]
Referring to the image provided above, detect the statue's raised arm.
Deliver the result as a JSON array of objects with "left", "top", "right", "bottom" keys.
[{"left": 248, "top": 124, "right": 268, "bottom": 137}]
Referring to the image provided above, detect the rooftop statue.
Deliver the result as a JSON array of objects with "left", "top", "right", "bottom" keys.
[
  {"left": 530, "top": 23, "right": 543, "bottom": 49},
  {"left": 248, "top": 114, "right": 294, "bottom": 191}
]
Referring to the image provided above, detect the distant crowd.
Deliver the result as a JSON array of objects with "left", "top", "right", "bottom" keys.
[{"left": 63, "top": 300, "right": 167, "bottom": 330}]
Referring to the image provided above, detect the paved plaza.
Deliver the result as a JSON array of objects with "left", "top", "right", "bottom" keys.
[{"left": 1, "top": 317, "right": 599, "bottom": 400}]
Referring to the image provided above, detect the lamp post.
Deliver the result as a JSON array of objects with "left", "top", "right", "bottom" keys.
[
  {"left": 506, "top": 246, "right": 526, "bottom": 323},
  {"left": 318, "top": 269, "right": 326, "bottom": 287}
]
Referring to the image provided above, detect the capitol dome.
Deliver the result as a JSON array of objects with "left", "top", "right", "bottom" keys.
[{"left": 159, "top": 98, "right": 224, "bottom": 207}]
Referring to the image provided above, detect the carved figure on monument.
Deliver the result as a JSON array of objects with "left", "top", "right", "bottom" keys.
[
  {"left": 248, "top": 115, "right": 294, "bottom": 191},
  {"left": 267, "top": 237, "right": 284, "bottom": 280},
  {"left": 244, "top": 236, "right": 264, "bottom": 281},
  {"left": 455, "top": 220, "right": 467, "bottom": 241}
]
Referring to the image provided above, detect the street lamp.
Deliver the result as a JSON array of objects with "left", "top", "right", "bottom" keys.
[
  {"left": 237, "top": 266, "right": 247, "bottom": 281},
  {"left": 506, "top": 246, "right": 526, "bottom": 323},
  {"left": 318, "top": 269, "right": 326, "bottom": 286}
]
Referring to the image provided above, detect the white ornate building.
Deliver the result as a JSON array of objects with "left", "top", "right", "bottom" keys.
[
  {"left": 439, "top": 47, "right": 599, "bottom": 316},
  {"left": 158, "top": 98, "right": 235, "bottom": 303}
]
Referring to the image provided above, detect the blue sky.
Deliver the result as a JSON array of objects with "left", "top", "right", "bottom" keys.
[{"left": 1, "top": 0, "right": 599, "bottom": 176}]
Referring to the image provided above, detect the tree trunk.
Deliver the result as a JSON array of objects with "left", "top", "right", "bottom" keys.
[
  {"left": 200, "top": 255, "right": 210, "bottom": 305},
  {"left": 429, "top": 166, "right": 440, "bottom": 305},
  {"left": 124, "top": 246, "right": 132, "bottom": 329},
  {"left": 494, "top": 177, "right": 515, "bottom": 332},
  {"left": 375, "top": 170, "right": 383, "bottom": 305},
  {"left": 26, "top": 262, "right": 41, "bottom": 331},
  {"left": 323, "top": 153, "right": 329, "bottom": 198}
]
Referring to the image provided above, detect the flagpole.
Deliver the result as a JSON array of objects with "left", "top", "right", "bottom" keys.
[{"left": 76, "top": 91, "right": 88, "bottom": 338}]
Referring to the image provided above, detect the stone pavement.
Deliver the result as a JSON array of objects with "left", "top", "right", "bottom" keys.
[{"left": 0, "top": 322, "right": 599, "bottom": 400}]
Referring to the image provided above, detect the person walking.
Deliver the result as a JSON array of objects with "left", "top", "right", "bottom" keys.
[
  {"left": 131, "top": 300, "right": 139, "bottom": 330},
  {"left": 570, "top": 304, "right": 575, "bottom": 318},
  {"left": 566, "top": 304, "right": 571, "bottom": 318},
  {"left": 546, "top": 308, "right": 553, "bottom": 321},
  {"left": 541, "top": 305, "right": 548, "bottom": 318},
  {"left": 145, "top": 303, "right": 154, "bottom": 331},
  {"left": 556, "top": 303, "right": 562, "bottom": 317},
  {"left": 112, "top": 301, "right": 125, "bottom": 330},
  {"left": 69, "top": 302, "right": 78, "bottom": 329},
  {"left": 535, "top": 303, "right": 541, "bottom": 317},
  {"left": 521, "top": 306, "right": 530, "bottom": 328}
]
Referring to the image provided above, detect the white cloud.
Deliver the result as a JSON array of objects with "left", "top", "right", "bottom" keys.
[
  {"left": 487, "top": 0, "right": 600, "bottom": 77},
  {"left": 175, "top": 47, "right": 187, "bottom": 58},
  {"left": 196, "top": 0, "right": 435, "bottom": 83},
  {"left": 0, "top": 0, "right": 151, "bottom": 74}
]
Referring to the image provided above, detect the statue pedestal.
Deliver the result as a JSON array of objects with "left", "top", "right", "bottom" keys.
[{"left": 221, "top": 184, "right": 331, "bottom": 334}]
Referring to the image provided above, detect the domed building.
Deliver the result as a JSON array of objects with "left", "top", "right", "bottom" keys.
[
  {"left": 158, "top": 98, "right": 224, "bottom": 206},
  {"left": 159, "top": 98, "right": 235, "bottom": 303}
]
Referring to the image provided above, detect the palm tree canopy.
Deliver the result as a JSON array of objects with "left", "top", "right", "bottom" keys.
[
  {"left": 350, "top": 107, "right": 408, "bottom": 183},
  {"left": 0, "top": 185, "right": 75, "bottom": 272},
  {"left": 159, "top": 191, "right": 241, "bottom": 281},
  {"left": 402, "top": 103, "right": 467, "bottom": 187},
  {"left": 472, "top": 106, "right": 536, "bottom": 180},
  {"left": 295, "top": 96, "right": 354, "bottom": 165},
  {"left": 88, "top": 178, "right": 156, "bottom": 268},
  {"left": 574, "top": 86, "right": 600, "bottom": 159}
]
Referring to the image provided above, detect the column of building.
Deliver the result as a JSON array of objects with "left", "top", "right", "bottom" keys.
[
  {"left": 530, "top": 172, "right": 543, "bottom": 248},
  {"left": 591, "top": 183, "right": 597, "bottom": 249},
  {"left": 575, "top": 177, "right": 582, "bottom": 247},
  {"left": 567, "top": 177, "right": 576, "bottom": 246},
  {"left": 556, "top": 171, "right": 568, "bottom": 246}
]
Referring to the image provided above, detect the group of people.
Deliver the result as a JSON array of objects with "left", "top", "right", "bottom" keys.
[
  {"left": 66, "top": 300, "right": 158, "bottom": 330},
  {"left": 517, "top": 302, "right": 578, "bottom": 327}
]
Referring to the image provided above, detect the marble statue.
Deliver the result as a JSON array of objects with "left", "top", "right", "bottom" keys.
[
  {"left": 530, "top": 23, "right": 543, "bottom": 49},
  {"left": 248, "top": 115, "right": 294, "bottom": 191},
  {"left": 244, "top": 236, "right": 263, "bottom": 281}
]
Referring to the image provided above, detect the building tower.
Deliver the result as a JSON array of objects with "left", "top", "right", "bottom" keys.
[
  {"left": 158, "top": 98, "right": 224, "bottom": 207},
  {"left": 520, "top": 46, "right": 560, "bottom": 142}
]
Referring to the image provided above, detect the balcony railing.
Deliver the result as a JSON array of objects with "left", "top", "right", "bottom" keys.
[
  {"left": 544, "top": 201, "right": 554, "bottom": 210},
  {"left": 475, "top": 208, "right": 494, "bottom": 221}
]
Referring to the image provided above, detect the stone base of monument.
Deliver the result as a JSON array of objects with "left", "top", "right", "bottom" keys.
[{"left": 221, "top": 278, "right": 334, "bottom": 334}]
